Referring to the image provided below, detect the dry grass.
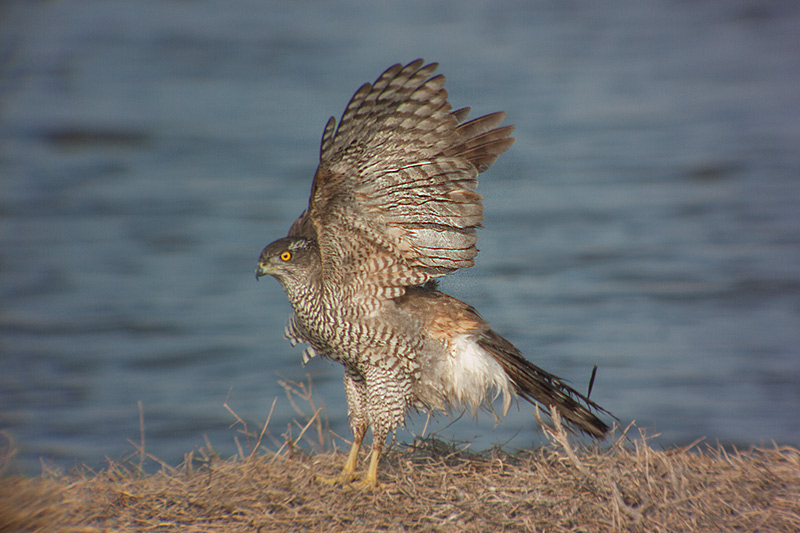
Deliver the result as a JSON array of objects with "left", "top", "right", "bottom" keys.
[{"left": 2, "top": 379, "right": 799, "bottom": 532}]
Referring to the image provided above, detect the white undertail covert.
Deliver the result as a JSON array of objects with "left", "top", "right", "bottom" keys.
[{"left": 443, "top": 334, "right": 514, "bottom": 417}]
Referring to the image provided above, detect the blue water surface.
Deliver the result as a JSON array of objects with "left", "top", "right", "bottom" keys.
[{"left": 1, "top": 0, "right": 799, "bottom": 474}]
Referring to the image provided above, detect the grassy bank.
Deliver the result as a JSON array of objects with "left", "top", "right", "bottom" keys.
[
  {"left": 2, "top": 428, "right": 798, "bottom": 532},
  {"left": 2, "top": 382, "right": 798, "bottom": 532}
]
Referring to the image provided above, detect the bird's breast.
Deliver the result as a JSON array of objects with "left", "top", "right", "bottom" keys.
[{"left": 287, "top": 289, "right": 424, "bottom": 376}]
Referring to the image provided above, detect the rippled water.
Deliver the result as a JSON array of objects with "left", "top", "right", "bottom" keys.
[{"left": 2, "top": 0, "right": 799, "bottom": 474}]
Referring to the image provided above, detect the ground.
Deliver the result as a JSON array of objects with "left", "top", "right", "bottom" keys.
[
  {"left": 2, "top": 423, "right": 799, "bottom": 532},
  {"left": 2, "top": 381, "right": 799, "bottom": 532}
]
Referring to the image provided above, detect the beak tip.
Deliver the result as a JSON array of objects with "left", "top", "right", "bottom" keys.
[{"left": 255, "top": 262, "right": 270, "bottom": 281}]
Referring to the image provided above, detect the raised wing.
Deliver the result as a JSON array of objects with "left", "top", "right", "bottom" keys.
[{"left": 291, "top": 60, "right": 514, "bottom": 296}]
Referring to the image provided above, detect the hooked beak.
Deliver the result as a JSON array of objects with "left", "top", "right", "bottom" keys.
[{"left": 255, "top": 261, "right": 270, "bottom": 280}]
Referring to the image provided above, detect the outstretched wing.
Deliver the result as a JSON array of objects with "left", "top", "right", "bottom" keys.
[{"left": 290, "top": 60, "right": 514, "bottom": 297}]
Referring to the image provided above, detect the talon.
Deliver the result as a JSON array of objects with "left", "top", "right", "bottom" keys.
[
  {"left": 353, "top": 478, "right": 382, "bottom": 491},
  {"left": 315, "top": 472, "right": 360, "bottom": 486}
]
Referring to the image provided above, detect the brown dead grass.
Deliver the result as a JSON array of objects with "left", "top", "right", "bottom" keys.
[{"left": 2, "top": 381, "right": 799, "bottom": 532}]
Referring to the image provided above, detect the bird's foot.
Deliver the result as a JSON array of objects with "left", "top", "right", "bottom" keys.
[
  {"left": 314, "top": 472, "right": 360, "bottom": 486},
  {"left": 315, "top": 471, "right": 381, "bottom": 490},
  {"left": 351, "top": 476, "right": 382, "bottom": 491}
]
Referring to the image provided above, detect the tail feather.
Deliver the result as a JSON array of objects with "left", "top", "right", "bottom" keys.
[{"left": 478, "top": 329, "right": 611, "bottom": 438}]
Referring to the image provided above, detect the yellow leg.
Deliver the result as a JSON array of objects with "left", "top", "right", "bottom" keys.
[
  {"left": 339, "top": 432, "right": 363, "bottom": 478},
  {"left": 355, "top": 440, "right": 383, "bottom": 489},
  {"left": 316, "top": 426, "right": 365, "bottom": 485}
]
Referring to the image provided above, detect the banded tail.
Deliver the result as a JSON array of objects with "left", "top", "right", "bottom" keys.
[{"left": 478, "top": 329, "right": 610, "bottom": 438}]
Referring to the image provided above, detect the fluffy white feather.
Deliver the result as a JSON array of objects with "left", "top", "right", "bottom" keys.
[{"left": 442, "top": 334, "right": 513, "bottom": 416}]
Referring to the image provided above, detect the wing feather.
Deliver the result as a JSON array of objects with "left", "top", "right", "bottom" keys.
[{"left": 293, "top": 60, "right": 515, "bottom": 293}]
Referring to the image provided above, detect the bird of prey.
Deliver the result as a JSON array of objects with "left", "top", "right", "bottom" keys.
[{"left": 256, "top": 60, "right": 610, "bottom": 487}]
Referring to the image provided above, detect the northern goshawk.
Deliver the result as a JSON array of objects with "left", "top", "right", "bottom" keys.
[{"left": 256, "top": 60, "right": 610, "bottom": 487}]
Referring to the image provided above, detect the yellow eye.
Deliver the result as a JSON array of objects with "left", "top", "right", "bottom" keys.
[{"left": 280, "top": 251, "right": 292, "bottom": 262}]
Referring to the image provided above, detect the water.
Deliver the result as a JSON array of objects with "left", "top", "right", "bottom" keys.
[{"left": 2, "top": 0, "right": 799, "bottom": 475}]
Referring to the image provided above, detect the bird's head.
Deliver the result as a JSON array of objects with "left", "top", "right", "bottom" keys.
[{"left": 255, "top": 237, "right": 320, "bottom": 290}]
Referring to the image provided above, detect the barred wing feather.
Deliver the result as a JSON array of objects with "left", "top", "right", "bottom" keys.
[{"left": 292, "top": 60, "right": 514, "bottom": 292}]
